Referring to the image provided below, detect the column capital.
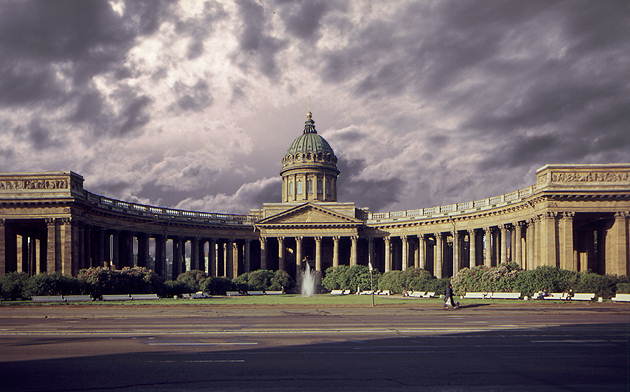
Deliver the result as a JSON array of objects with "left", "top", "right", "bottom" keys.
[
  {"left": 561, "top": 211, "right": 576, "bottom": 219},
  {"left": 544, "top": 211, "right": 558, "bottom": 219},
  {"left": 350, "top": 236, "right": 358, "bottom": 241},
  {"left": 295, "top": 236, "right": 303, "bottom": 241},
  {"left": 614, "top": 211, "right": 629, "bottom": 219},
  {"left": 314, "top": 236, "right": 323, "bottom": 242},
  {"left": 384, "top": 236, "right": 391, "bottom": 242},
  {"left": 45, "top": 218, "right": 57, "bottom": 225},
  {"left": 332, "top": 236, "right": 340, "bottom": 241},
  {"left": 59, "top": 217, "right": 72, "bottom": 225}
]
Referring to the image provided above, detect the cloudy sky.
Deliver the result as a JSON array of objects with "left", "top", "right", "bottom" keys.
[{"left": 1, "top": 0, "right": 629, "bottom": 215}]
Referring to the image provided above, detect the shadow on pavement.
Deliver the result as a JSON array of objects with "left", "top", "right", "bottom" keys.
[{"left": 0, "top": 323, "right": 627, "bottom": 392}]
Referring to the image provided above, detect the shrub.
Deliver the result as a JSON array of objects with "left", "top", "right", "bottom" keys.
[
  {"left": 0, "top": 272, "right": 29, "bottom": 300},
  {"left": 322, "top": 265, "right": 349, "bottom": 291},
  {"left": 23, "top": 273, "right": 83, "bottom": 298},
  {"left": 200, "top": 277, "right": 235, "bottom": 295},
  {"left": 404, "top": 268, "right": 440, "bottom": 292},
  {"left": 513, "top": 266, "right": 577, "bottom": 297},
  {"left": 163, "top": 280, "right": 191, "bottom": 297},
  {"left": 270, "top": 270, "right": 294, "bottom": 291},
  {"left": 234, "top": 270, "right": 275, "bottom": 291},
  {"left": 322, "top": 265, "right": 380, "bottom": 292},
  {"left": 573, "top": 272, "right": 619, "bottom": 297},
  {"left": 452, "top": 263, "right": 522, "bottom": 295},
  {"left": 77, "top": 267, "right": 163, "bottom": 297},
  {"left": 176, "top": 270, "right": 207, "bottom": 292},
  {"left": 378, "top": 271, "right": 405, "bottom": 293},
  {"left": 616, "top": 282, "right": 630, "bottom": 294}
]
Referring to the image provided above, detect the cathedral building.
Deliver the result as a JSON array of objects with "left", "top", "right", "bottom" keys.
[{"left": 1, "top": 113, "right": 629, "bottom": 279}]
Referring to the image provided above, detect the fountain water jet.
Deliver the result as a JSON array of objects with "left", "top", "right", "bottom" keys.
[{"left": 300, "top": 261, "right": 316, "bottom": 297}]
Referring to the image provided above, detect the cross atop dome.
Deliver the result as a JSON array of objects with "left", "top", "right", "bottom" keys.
[{"left": 303, "top": 111, "right": 317, "bottom": 134}]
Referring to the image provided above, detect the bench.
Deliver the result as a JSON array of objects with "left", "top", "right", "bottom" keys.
[
  {"left": 330, "top": 290, "right": 344, "bottom": 295},
  {"left": 32, "top": 295, "right": 65, "bottom": 302},
  {"left": 180, "top": 293, "right": 193, "bottom": 299},
  {"left": 359, "top": 290, "right": 374, "bottom": 295},
  {"left": 611, "top": 293, "right": 630, "bottom": 302},
  {"left": 377, "top": 290, "right": 391, "bottom": 296},
  {"left": 543, "top": 293, "right": 569, "bottom": 301},
  {"left": 265, "top": 291, "right": 284, "bottom": 295},
  {"left": 464, "top": 292, "right": 489, "bottom": 299},
  {"left": 490, "top": 292, "right": 521, "bottom": 300},
  {"left": 63, "top": 295, "right": 93, "bottom": 302},
  {"left": 191, "top": 292, "right": 210, "bottom": 299},
  {"left": 570, "top": 293, "right": 595, "bottom": 301},
  {"left": 408, "top": 291, "right": 425, "bottom": 297},
  {"left": 131, "top": 294, "right": 160, "bottom": 300},
  {"left": 247, "top": 291, "right": 265, "bottom": 296},
  {"left": 225, "top": 291, "right": 242, "bottom": 296},
  {"left": 342, "top": 289, "right": 351, "bottom": 295},
  {"left": 102, "top": 294, "right": 132, "bottom": 301},
  {"left": 423, "top": 292, "right": 436, "bottom": 298}
]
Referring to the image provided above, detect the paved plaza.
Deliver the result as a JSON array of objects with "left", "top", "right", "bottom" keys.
[{"left": 0, "top": 302, "right": 628, "bottom": 391}]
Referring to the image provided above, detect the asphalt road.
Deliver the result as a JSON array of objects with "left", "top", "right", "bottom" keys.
[{"left": 0, "top": 302, "right": 628, "bottom": 391}]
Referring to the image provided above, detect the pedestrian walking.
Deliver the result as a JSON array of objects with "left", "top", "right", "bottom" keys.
[{"left": 444, "top": 283, "right": 459, "bottom": 309}]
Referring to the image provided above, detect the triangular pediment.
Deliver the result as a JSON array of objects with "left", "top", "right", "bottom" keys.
[{"left": 257, "top": 203, "right": 362, "bottom": 227}]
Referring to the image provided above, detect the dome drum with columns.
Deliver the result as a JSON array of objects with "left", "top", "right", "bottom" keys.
[{"left": 280, "top": 112, "right": 339, "bottom": 203}]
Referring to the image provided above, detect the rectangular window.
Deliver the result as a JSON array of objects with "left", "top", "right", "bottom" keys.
[
  {"left": 297, "top": 181, "right": 303, "bottom": 194},
  {"left": 307, "top": 178, "right": 312, "bottom": 194},
  {"left": 288, "top": 181, "right": 293, "bottom": 195},
  {"left": 317, "top": 178, "right": 323, "bottom": 194}
]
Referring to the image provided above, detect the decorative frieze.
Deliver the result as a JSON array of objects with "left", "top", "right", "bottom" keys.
[
  {"left": 550, "top": 171, "right": 630, "bottom": 183},
  {"left": 0, "top": 178, "right": 68, "bottom": 191}
]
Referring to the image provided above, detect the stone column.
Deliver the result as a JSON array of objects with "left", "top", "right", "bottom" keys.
[
  {"left": 215, "top": 240, "right": 221, "bottom": 276},
  {"left": 45, "top": 218, "right": 58, "bottom": 273},
  {"left": 277, "top": 237, "right": 285, "bottom": 271},
  {"left": 514, "top": 222, "right": 523, "bottom": 267},
  {"left": 559, "top": 212, "right": 576, "bottom": 271},
  {"left": 198, "top": 240, "right": 207, "bottom": 273},
  {"left": 111, "top": 231, "right": 120, "bottom": 269},
  {"left": 350, "top": 236, "right": 358, "bottom": 266},
  {"left": 527, "top": 217, "right": 537, "bottom": 269},
  {"left": 0, "top": 219, "right": 5, "bottom": 276},
  {"left": 244, "top": 239, "right": 251, "bottom": 273},
  {"left": 484, "top": 227, "right": 492, "bottom": 267},
  {"left": 16, "top": 234, "right": 25, "bottom": 273},
  {"left": 172, "top": 238, "right": 184, "bottom": 279},
  {"left": 224, "top": 241, "right": 231, "bottom": 277},
  {"left": 435, "top": 233, "right": 443, "bottom": 278},
  {"left": 154, "top": 235, "right": 166, "bottom": 277},
  {"left": 541, "top": 212, "right": 558, "bottom": 267},
  {"left": 137, "top": 233, "right": 149, "bottom": 268},
  {"left": 314, "top": 236, "right": 322, "bottom": 271},
  {"left": 468, "top": 229, "right": 476, "bottom": 268},
  {"left": 260, "top": 237, "right": 267, "bottom": 270},
  {"left": 34, "top": 238, "right": 42, "bottom": 274},
  {"left": 418, "top": 235, "right": 426, "bottom": 270},
  {"left": 232, "top": 241, "right": 239, "bottom": 278},
  {"left": 452, "top": 231, "right": 460, "bottom": 276},
  {"left": 332, "top": 236, "right": 340, "bottom": 267},
  {"left": 295, "top": 236, "right": 303, "bottom": 267},
  {"left": 190, "top": 237, "right": 200, "bottom": 271},
  {"left": 208, "top": 239, "right": 216, "bottom": 276},
  {"left": 59, "top": 218, "right": 76, "bottom": 276},
  {"left": 401, "top": 236, "right": 408, "bottom": 271},
  {"left": 500, "top": 225, "right": 508, "bottom": 265},
  {"left": 608, "top": 212, "right": 629, "bottom": 276},
  {"left": 384, "top": 236, "right": 392, "bottom": 272}
]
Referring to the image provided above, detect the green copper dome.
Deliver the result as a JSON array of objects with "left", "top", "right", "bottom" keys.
[{"left": 286, "top": 112, "right": 336, "bottom": 156}]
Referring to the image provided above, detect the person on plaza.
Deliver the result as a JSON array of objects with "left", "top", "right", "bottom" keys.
[{"left": 444, "top": 283, "right": 459, "bottom": 309}]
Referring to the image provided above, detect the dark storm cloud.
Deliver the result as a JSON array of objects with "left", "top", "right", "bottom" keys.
[
  {"left": 174, "top": 0, "right": 227, "bottom": 59},
  {"left": 337, "top": 157, "right": 404, "bottom": 210},
  {"left": 316, "top": 0, "right": 630, "bottom": 174},
  {"left": 171, "top": 80, "right": 213, "bottom": 112},
  {"left": 12, "top": 119, "right": 63, "bottom": 150},
  {"left": 233, "top": 0, "right": 288, "bottom": 79},
  {"left": 0, "top": 0, "right": 174, "bottom": 139},
  {"left": 272, "top": 0, "right": 340, "bottom": 41}
]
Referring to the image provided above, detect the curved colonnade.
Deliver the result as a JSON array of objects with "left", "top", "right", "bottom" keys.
[{"left": 1, "top": 163, "right": 629, "bottom": 280}]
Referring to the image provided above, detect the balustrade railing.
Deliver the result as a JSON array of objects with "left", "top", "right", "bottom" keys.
[
  {"left": 367, "top": 184, "right": 540, "bottom": 223},
  {"left": 83, "top": 191, "right": 256, "bottom": 225}
]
